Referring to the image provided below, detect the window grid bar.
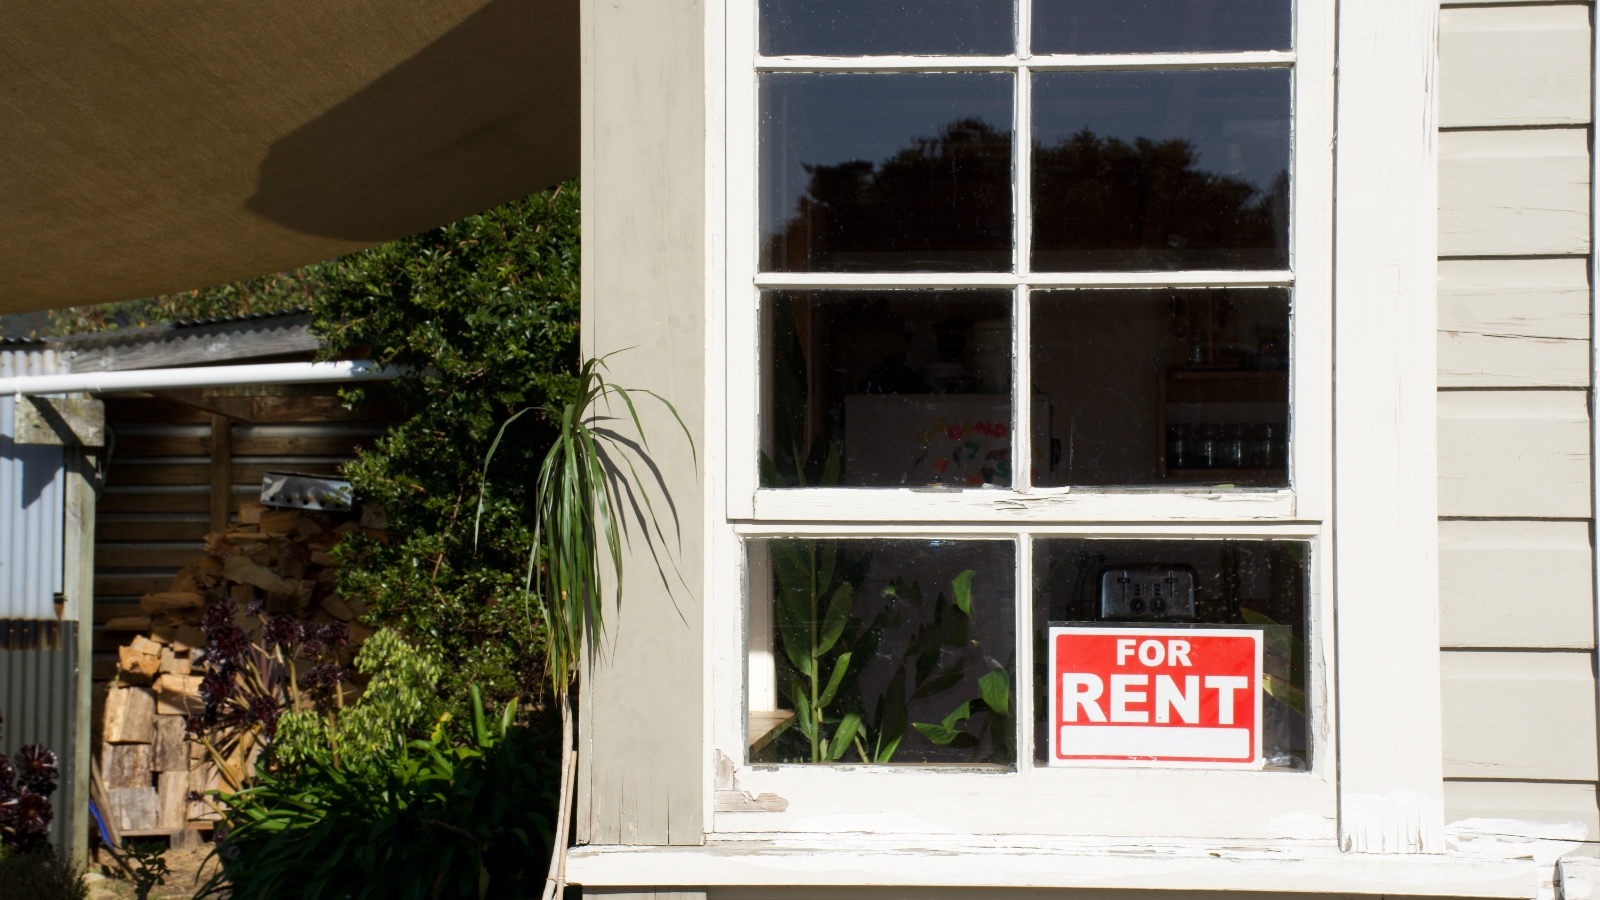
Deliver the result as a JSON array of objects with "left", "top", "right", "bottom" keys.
[
  {"left": 754, "top": 51, "right": 1295, "bottom": 72},
  {"left": 1016, "top": 531, "right": 1035, "bottom": 777},
  {"left": 1013, "top": 284, "right": 1032, "bottom": 494},
  {"left": 754, "top": 270, "right": 1296, "bottom": 289}
]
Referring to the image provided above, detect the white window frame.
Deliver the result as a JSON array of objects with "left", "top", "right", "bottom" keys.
[{"left": 700, "top": 0, "right": 1444, "bottom": 858}]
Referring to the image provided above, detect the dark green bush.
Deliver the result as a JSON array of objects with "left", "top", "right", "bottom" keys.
[
  {"left": 309, "top": 182, "right": 581, "bottom": 706},
  {"left": 0, "top": 846, "right": 88, "bottom": 900},
  {"left": 203, "top": 689, "right": 556, "bottom": 900}
]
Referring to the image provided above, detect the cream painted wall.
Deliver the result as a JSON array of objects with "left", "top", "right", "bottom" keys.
[
  {"left": 1437, "top": 0, "right": 1598, "bottom": 843},
  {"left": 577, "top": 0, "right": 707, "bottom": 848}
]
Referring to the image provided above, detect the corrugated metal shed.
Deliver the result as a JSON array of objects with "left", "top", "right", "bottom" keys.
[
  {"left": 0, "top": 621, "right": 79, "bottom": 852},
  {"left": 0, "top": 348, "right": 65, "bottom": 620}
]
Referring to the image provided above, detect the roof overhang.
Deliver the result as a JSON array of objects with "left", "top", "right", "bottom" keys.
[{"left": 0, "top": 0, "right": 578, "bottom": 314}]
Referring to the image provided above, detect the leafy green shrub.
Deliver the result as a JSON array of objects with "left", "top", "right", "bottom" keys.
[
  {"left": 310, "top": 182, "right": 581, "bottom": 706},
  {"left": 202, "top": 689, "right": 555, "bottom": 900},
  {"left": 273, "top": 629, "right": 447, "bottom": 775},
  {"left": 0, "top": 846, "right": 87, "bottom": 900}
]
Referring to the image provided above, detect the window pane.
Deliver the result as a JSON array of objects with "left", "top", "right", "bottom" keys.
[
  {"left": 761, "top": 73, "right": 1014, "bottom": 273},
  {"left": 1031, "top": 288, "right": 1289, "bottom": 488},
  {"left": 1031, "top": 69, "right": 1290, "bottom": 272},
  {"left": 760, "top": 290, "right": 1028, "bottom": 488},
  {"left": 749, "top": 538, "right": 1017, "bottom": 765},
  {"left": 1033, "top": 0, "right": 1290, "bottom": 54},
  {"left": 1033, "top": 538, "right": 1309, "bottom": 769},
  {"left": 761, "top": 0, "right": 1014, "bottom": 57}
]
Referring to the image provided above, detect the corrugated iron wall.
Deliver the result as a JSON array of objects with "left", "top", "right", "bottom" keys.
[
  {"left": 0, "top": 621, "right": 80, "bottom": 852},
  {"left": 0, "top": 349, "right": 66, "bottom": 619}
]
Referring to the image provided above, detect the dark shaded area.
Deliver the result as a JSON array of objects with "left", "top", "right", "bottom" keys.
[
  {"left": 760, "top": 74, "right": 1013, "bottom": 273},
  {"left": 1033, "top": 0, "right": 1290, "bottom": 54},
  {"left": 1032, "top": 538, "right": 1308, "bottom": 768},
  {"left": 1033, "top": 133, "right": 1287, "bottom": 271},
  {"left": 760, "top": 0, "right": 1014, "bottom": 56},
  {"left": 247, "top": 0, "right": 579, "bottom": 242},
  {"left": 1032, "top": 69, "right": 1290, "bottom": 271}
]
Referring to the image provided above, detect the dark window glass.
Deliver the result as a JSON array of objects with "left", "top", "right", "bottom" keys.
[
  {"left": 749, "top": 538, "right": 1016, "bottom": 765},
  {"left": 761, "top": 0, "right": 1014, "bottom": 56},
  {"left": 1033, "top": 538, "right": 1309, "bottom": 769},
  {"left": 1031, "top": 288, "right": 1289, "bottom": 487},
  {"left": 1033, "top": 0, "right": 1290, "bottom": 54},
  {"left": 761, "top": 74, "right": 1014, "bottom": 273},
  {"left": 1031, "top": 69, "right": 1290, "bottom": 272},
  {"left": 761, "top": 290, "right": 1033, "bottom": 488}
]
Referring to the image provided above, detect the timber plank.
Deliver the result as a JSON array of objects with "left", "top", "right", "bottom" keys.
[{"left": 1439, "top": 5, "right": 1591, "bottom": 128}]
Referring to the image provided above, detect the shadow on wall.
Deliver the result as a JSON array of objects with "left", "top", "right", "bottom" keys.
[{"left": 247, "top": 0, "right": 580, "bottom": 242}]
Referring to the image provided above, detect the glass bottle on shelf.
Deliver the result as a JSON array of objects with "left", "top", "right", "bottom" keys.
[
  {"left": 1249, "top": 424, "right": 1273, "bottom": 469},
  {"left": 1167, "top": 423, "right": 1192, "bottom": 471},
  {"left": 1223, "top": 424, "right": 1246, "bottom": 469},
  {"left": 1195, "top": 424, "right": 1219, "bottom": 469}
]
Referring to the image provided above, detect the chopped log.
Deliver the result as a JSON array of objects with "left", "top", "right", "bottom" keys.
[
  {"left": 103, "top": 616, "right": 152, "bottom": 632},
  {"left": 104, "top": 687, "right": 156, "bottom": 743},
  {"left": 129, "top": 635, "right": 163, "bottom": 656},
  {"left": 110, "top": 787, "right": 159, "bottom": 832},
  {"left": 152, "top": 716, "right": 188, "bottom": 771},
  {"left": 118, "top": 646, "right": 161, "bottom": 680},
  {"left": 155, "top": 675, "right": 203, "bottom": 717},
  {"left": 223, "top": 555, "right": 291, "bottom": 593},
  {"left": 158, "top": 647, "right": 191, "bottom": 676},
  {"left": 172, "top": 625, "right": 207, "bottom": 652},
  {"left": 157, "top": 772, "right": 188, "bottom": 828},
  {"left": 197, "top": 555, "right": 224, "bottom": 576},
  {"left": 229, "top": 583, "right": 256, "bottom": 605},
  {"left": 309, "top": 548, "right": 341, "bottom": 567},
  {"left": 259, "top": 510, "right": 299, "bottom": 536},
  {"left": 238, "top": 500, "right": 265, "bottom": 524},
  {"left": 103, "top": 743, "right": 153, "bottom": 788},
  {"left": 319, "top": 594, "right": 355, "bottom": 621},
  {"left": 169, "top": 567, "right": 200, "bottom": 594},
  {"left": 188, "top": 763, "right": 221, "bottom": 821},
  {"left": 139, "top": 591, "right": 204, "bottom": 613},
  {"left": 348, "top": 620, "right": 374, "bottom": 648}
]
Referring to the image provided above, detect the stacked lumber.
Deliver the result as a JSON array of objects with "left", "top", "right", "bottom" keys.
[{"left": 99, "top": 500, "right": 384, "bottom": 835}]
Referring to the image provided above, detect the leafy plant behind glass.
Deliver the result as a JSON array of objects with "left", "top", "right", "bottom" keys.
[{"left": 770, "top": 559, "right": 1014, "bottom": 765}]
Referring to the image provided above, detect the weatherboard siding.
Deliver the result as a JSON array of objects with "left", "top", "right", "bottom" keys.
[{"left": 1437, "top": 0, "right": 1599, "bottom": 839}]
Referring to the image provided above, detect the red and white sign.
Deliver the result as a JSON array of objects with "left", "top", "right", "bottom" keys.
[{"left": 1048, "top": 627, "right": 1263, "bottom": 767}]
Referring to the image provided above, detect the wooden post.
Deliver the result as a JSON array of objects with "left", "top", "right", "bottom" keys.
[
  {"left": 64, "top": 442, "right": 98, "bottom": 870},
  {"left": 210, "top": 413, "right": 233, "bottom": 533}
]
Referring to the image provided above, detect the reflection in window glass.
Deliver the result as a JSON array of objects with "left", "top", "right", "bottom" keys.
[
  {"left": 760, "top": 74, "right": 1014, "bottom": 273},
  {"left": 1033, "top": 538, "right": 1309, "bottom": 769},
  {"left": 1033, "top": 0, "right": 1290, "bottom": 55},
  {"left": 761, "top": 290, "right": 1033, "bottom": 488},
  {"left": 1031, "top": 69, "right": 1290, "bottom": 272},
  {"left": 748, "top": 538, "right": 1016, "bottom": 765},
  {"left": 1032, "top": 288, "right": 1288, "bottom": 487},
  {"left": 760, "top": 0, "right": 1014, "bottom": 57}
]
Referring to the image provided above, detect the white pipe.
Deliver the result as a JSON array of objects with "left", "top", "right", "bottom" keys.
[{"left": 0, "top": 360, "right": 403, "bottom": 397}]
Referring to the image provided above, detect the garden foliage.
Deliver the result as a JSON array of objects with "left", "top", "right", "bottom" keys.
[
  {"left": 309, "top": 182, "right": 581, "bottom": 705},
  {"left": 201, "top": 688, "right": 555, "bottom": 900}
]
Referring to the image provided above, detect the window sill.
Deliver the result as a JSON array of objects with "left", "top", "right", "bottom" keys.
[{"left": 568, "top": 834, "right": 1546, "bottom": 897}]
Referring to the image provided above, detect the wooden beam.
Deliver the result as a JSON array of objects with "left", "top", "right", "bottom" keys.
[
  {"left": 64, "top": 442, "right": 98, "bottom": 871},
  {"left": 209, "top": 414, "right": 233, "bottom": 533}
]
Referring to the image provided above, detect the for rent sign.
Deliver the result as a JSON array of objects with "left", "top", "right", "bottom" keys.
[{"left": 1048, "top": 627, "right": 1263, "bottom": 767}]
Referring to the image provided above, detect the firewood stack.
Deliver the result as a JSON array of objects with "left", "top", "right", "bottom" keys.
[{"left": 97, "top": 500, "right": 383, "bottom": 838}]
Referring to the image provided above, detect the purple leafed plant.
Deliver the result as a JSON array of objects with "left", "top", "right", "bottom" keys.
[{"left": 0, "top": 710, "right": 59, "bottom": 854}]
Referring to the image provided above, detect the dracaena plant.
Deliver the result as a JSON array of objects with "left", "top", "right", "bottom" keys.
[{"left": 478, "top": 354, "right": 690, "bottom": 900}]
